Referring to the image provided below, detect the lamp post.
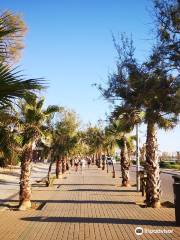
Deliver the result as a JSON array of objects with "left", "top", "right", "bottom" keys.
[{"left": 136, "top": 124, "right": 140, "bottom": 191}]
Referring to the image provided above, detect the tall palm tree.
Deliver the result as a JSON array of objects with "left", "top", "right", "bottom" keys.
[
  {"left": 142, "top": 61, "right": 179, "bottom": 207},
  {"left": 18, "top": 96, "right": 59, "bottom": 210},
  {"left": 99, "top": 35, "right": 180, "bottom": 207}
]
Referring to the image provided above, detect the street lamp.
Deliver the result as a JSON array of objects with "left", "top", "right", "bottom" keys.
[{"left": 136, "top": 124, "right": 140, "bottom": 191}]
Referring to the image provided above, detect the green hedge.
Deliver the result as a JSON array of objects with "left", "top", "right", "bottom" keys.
[
  {"left": 132, "top": 160, "right": 145, "bottom": 166},
  {"left": 159, "top": 161, "right": 180, "bottom": 170},
  {"left": 131, "top": 160, "right": 180, "bottom": 170}
]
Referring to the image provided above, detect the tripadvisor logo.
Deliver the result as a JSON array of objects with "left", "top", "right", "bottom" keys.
[{"left": 135, "top": 227, "right": 143, "bottom": 236}]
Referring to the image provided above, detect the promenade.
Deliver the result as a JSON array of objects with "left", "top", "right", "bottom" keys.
[{"left": 0, "top": 165, "right": 180, "bottom": 240}]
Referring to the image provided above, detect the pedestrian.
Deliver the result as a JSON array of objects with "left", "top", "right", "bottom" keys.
[
  {"left": 74, "top": 159, "right": 79, "bottom": 172},
  {"left": 82, "top": 158, "right": 86, "bottom": 167},
  {"left": 66, "top": 162, "right": 69, "bottom": 171},
  {"left": 87, "top": 158, "right": 91, "bottom": 168},
  {"left": 70, "top": 159, "right": 73, "bottom": 167},
  {"left": 79, "top": 159, "right": 83, "bottom": 171}
]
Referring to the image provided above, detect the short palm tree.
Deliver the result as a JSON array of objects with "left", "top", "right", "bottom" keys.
[
  {"left": 84, "top": 126, "right": 104, "bottom": 168},
  {"left": 108, "top": 118, "right": 135, "bottom": 186},
  {"left": 0, "top": 108, "right": 20, "bottom": 167},
  {"left": 52, "top": 109, "right": 79, "bottom": 178},
  {"left": 18, "top": 95, "right": 59, "bottom": 210}
]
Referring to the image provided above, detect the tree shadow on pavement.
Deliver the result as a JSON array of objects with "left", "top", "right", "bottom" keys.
[
  {"left": 0, "top": 172, "right": 20, "bottom": 177},
  {"left": 20, "top": 216, "right": 175, "bottom": 226},
  {"left": 68, "top": 189, "right": 136, "bottom": 193},
  {"left": 53, "top": 184, "right": 115, "bottom": 186},
  {"left": 42, "top": 200, "right": 135, "bottom": 204},
  {"left": 0, "top": 180, "right": 19, "bottom": 185},
  {"left": 0, "top": 199, "right": 135, "bottom": 205}
]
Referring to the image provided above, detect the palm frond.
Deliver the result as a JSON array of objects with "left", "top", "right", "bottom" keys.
[
  {"left": 22, "top": 125, "right": 43, "bottom": 146},
  {"left": 43, "top": 105, "right": 60, "bottom": 116},
  {"left": 36, "top": 98, "right": 45, "bottom": 110},
  {"left": 0, "top": 63, "right": 45, "bottom": 107},
  {"left": 0, "top": 11, "right": 27, "bottom": 62},
  {"left": 0, "top": 109, "right": 18, "bottom": 124},
  {"left": 0, "top": 125, "right": 19, "bottom": 160},
  {"left": 23, "top": 94, "right": 37, "bottom": 107}
]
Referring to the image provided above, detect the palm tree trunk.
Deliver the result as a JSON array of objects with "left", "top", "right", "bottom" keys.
[
  {"left": 106, "top": 160, "right": 109, "bottom": 173},
  {"left": 112, "top": 162, "right": 116, "bottom": 178},
  {"left": 56, "top": 157, "right": 61, "bottom": 179},
  {"left": 95, "top": 153, "right": 98, "bottom": 167},
  {"left": 47, "top": 160, "right": 53, "bottom": 186},
  {"left": 98, "top": 152, "right": 101, "bottom": 168},
  {"left": 145, "top": 122, "right": 161, "bottom": 208},
  {"left": 102, "top": 155, "right": 105, "bottom": 170},
  {"left": 106, "top": 150, "right": 109, "bottom": 173},
  {"left": 64, "top": 155, "right": 68, "bottom": 171},
  {"left": 120, "top": 140, "right": 130, "bottom": 187},
  {"left": 62, "top": 156, "right": 65, "bottom": 174},
  {"left": 92, "top": 154, "right": 95, "bottom": 164},
  {"left": 19, "top": 146, "right": 32, "bottom": 210}
]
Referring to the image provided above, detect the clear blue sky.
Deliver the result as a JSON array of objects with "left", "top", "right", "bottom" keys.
[{"left": 1, "top": 0, "right": 179, "bottom": 152}]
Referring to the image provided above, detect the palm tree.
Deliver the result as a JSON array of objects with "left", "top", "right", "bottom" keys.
[
  {"left": 69, "top": 131, "right": 89, "bottom": 160},
  {"left": 52, "top": 109, "right": 79, "bottom": 178},
  {"left": 0, "top": 11, "right": 44, "bottom": 108},
  {"left": 18, "top": 96, "right": 59, "bottom": 210},
  {"left": 107, "top": 118, "right": 135, "bottom": 186},
  {"left": 153, "top": 0, "right": 180, "bottom": 71},
  {"left": 99, "top": 35, "right": 180, "bottom": 207},
  {"left": 84, "top": 125, "right": 104, "bottom": 168},
  {"left": 142, "top": 62, "right": 179, "bottom": 207},
  {"left": 0, "top": 108, "right": 20, "bottom": 167},
  {"left": 100, "top": 127, "right": 116, "bottom": 175},
  {"left": 0, "top": 11, "right": 27, "bottom": 63}
]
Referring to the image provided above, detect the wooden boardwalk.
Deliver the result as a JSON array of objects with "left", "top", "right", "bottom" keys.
[{"left": 0, "top": 165, "right": 180, "bottom": 240}]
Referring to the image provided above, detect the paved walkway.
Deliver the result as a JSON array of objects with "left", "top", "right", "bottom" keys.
[{"left": 0, "top": 165, "right": 180, "bottom": 240}]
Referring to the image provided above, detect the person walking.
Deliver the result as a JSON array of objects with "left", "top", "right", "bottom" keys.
[
  {"left": 87, "top": 158, "right": 91, "bottom": 168},
  {"left": 74, "top": 158, "right": 79, "bottom": 172},
  {"left": 79, "top": 158, "right": 86, "bottom": 171},
  {"left": 79, "top": 159, "right": 83, "bottom": 171}
]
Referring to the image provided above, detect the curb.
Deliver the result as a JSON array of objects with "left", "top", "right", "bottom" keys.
[
  {"left": 132, "top": 165, "right": 180, "bottom": 175},
  {"left": 160, "top": 170, "right": 180, "bottom": 175}
]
